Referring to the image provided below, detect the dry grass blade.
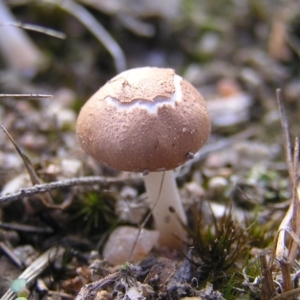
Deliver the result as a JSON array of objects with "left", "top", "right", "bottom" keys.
[
  {"left": 0, "top": 124, "right": 54, "bottom": 206},
  {"left": 273, "top": 138, "right": 300, "bottom": 265},
  {"left": 269, "top": 91, "right": 300, "bottom": 298},
  {"left": 1, "top": 124, "right": 42, "bottom": 186},
  {"left": 45, "top": 0, "right": 126, "bottom": 72},
  {"left": 1, "top": 246, "right": 65, "bottom": 300},
  {"left": 274, "top": 90, "right": 298, "bottom": 263},
  {"left": 276, "top": 89, "right": 293, "bottom": 178},
  {"left": 0, "top": 22, "right": 66, "bottom": 39},
  {"left": 0, "top": 241, "right": 24, "bottom": 268},
  {"left": 288, "top": 137, "right": 300, "bottom": 261},
  {"left": 275, "top": 203, "right": 292, "bottom": 262},
  {"left": 0, "top": 94, "right": 53, "bottom": 98},
  {"left": 274, "top": 226, "right": 300, "bottom": 250}
]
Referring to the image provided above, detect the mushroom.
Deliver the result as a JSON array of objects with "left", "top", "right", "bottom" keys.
[{"left": 76, "top": 67, "right": 211, "bottom": 249}]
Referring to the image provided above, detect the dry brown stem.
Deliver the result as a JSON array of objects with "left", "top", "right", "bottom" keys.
[
  {"left": 270, "top": 90, "right": 300, "bottom": 298},
  {"left": 260, "top": 252, "right": 276, "bottom": 300}
]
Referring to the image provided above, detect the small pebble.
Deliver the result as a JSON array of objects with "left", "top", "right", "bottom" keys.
[
  {"left": 102, "top": 226, "right": 159, "bottom": 265},
  {"left": 96, "top": 290, "right": 113, "bottom": 300},
  {"left": 208, "top": 176, "right": 228, "bottom": 197}
]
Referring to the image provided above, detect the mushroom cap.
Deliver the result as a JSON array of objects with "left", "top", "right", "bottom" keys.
[{"left": 76, "top": 67, "right": 211, "bottom": 172}]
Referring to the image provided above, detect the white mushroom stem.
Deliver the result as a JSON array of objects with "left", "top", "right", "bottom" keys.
[
  {"left": 144, "top": 170, "right": 187, "bottom": 248},
  {"left": 0, "top": 0, "right": 46, "bottom": 76}
]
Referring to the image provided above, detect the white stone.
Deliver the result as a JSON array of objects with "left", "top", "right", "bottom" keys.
[{"left": 102, "top": 226, "right": 159, "bottom": 265}]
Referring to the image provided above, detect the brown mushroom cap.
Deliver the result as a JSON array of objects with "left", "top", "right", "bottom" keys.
[{"left": 76, "top": 67, "right": 211, "bottom": 172}]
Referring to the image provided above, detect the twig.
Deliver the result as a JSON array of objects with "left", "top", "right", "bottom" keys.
[
  {"left": 75, "top": 262, "right": 137, "bottom": 300},
  {"left": 0, "top": 222, "right": 53, "bottom": 233},
  {"left": 45, "top": 0, "right": 126, "bottom": 73},
  {"left": 75, "top": 272, "right": 121, "bottom": 300},
  {"left": 0, "top": 176, "right": 142, "bottom": 206}
]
